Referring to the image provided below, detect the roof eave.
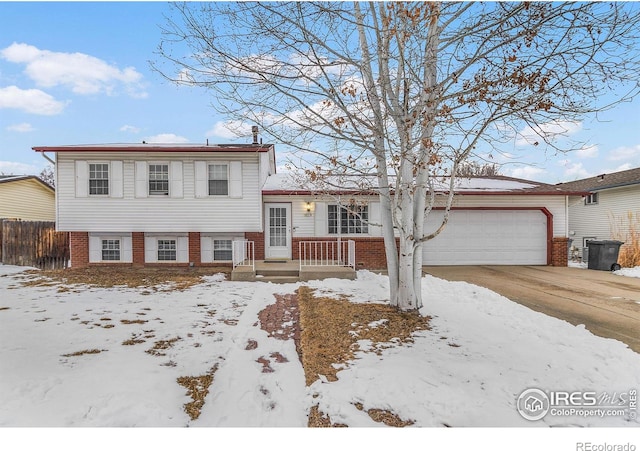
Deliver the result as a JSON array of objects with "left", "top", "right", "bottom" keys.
[{"left": 32, "top": 145, "right": 274, "bottom": 153}]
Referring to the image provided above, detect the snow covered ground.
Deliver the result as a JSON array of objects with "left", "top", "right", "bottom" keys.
[{"left": 1, "top": 264, "right": 639, "bottom": 449}]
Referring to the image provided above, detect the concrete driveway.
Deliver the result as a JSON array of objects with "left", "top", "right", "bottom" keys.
[{"left": 423, "top": 266, "right": 640, "bottom": 353}]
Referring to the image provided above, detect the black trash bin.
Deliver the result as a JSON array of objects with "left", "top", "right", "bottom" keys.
[{"left": 586, "top": 240, "right": 624, "bottom": 271}]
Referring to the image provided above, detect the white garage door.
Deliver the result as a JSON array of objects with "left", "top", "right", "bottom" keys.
[{"left": 422, "top": 210, "right": 547, "bottom": 265}]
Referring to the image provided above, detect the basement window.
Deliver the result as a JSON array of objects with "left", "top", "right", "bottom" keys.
[
  {"left": 157, "top": 239, "right": 177, "bottom": 261},
  {"left": 213, "top": 239, "right": 233, "bottom": 261},
  {"left": 101, "top": 239, "right": 120, "bottom": 261}
]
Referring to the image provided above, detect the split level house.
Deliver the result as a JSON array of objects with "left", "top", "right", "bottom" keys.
[
  {"left": 556, "top": 167, "right": 640, "bottom": 262},
  {"left": 33, "top": 139, "right": 586, "bottom": 278}
]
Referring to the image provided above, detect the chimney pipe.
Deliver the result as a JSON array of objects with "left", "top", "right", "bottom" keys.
[{"left": 252, "top": 126, "right": 259, "bottom": 145}]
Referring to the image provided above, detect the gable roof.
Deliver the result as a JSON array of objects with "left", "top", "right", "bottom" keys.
[
  {"left": 262, "top": 173, "right": 587, "bottom": 196},
  {"left": 0, "top": 175, "right": 54, "bottom": 191},
  {"left": 32, "top": 143, "right": 274, "bottom": 153},
  {"left": 556, "top": 167, "right": 640, "bottom": 192}
]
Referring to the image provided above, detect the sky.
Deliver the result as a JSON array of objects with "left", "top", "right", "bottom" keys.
[{"left": 1, "top": 1, "right": 640, "bottom": 184}]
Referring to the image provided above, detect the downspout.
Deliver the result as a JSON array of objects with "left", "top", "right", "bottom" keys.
[
  {"left": 565, "top": 195, "right": 569, "bottom": 237},
  {"left": 39, "top": 151, "right": 55, "bottom": 166}
]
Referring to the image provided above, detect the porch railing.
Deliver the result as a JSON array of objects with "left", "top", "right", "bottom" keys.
[
  {"left": 232, "top": 240, "right": 254, "bottom": 270},
  {"left": 299, "top": 240, "right": 355, "bottom": 270}
]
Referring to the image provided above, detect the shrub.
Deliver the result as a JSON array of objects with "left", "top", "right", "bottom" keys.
[{"left": 610, "top": 211, "right": 640, "bottom": 268}]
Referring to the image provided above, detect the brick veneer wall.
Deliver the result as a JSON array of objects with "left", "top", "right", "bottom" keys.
[
  {"left": 69, "top": 232, "right": 89, "bottom": 268},
  {"left": 551, "top": 237, "right": 569, "bottom": 267},
  {"left": 132, "top": 232, "right": 145, "bottom": 266},
  {"left": 68, "top": 231, "right": 564, "bottom": 269},
  {"left": 245, "top": 232, "right": 265, "bottom": 261},
  {"left": 189, "top": 232, "right": 201, "bottom": 266}
]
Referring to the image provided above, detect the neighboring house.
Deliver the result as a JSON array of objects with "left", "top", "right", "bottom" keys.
[
  {"left": 556, "top": 167, "right": 640, "bottom": 260},
  {"left": 33, "top": 141, "right": 584, "bottom": 269},
  {"left": 0, "top": 175, "right": 55, "bottom": 221}
]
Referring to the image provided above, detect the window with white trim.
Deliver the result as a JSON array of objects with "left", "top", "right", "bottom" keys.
[
  {"left": 101, "top": 239, "right": 121, "bottom": 261},
  {"left": 585, "top": 193, "right": 598, "bottom": 205},
  {"left": 89, "top": 163, "right": 109, "bottom": 195},
  {"left": 157, "top": 240, "right": 177, "bottom": 261},
  {"left": 328, "top": 204, "right": 369, "bottom": 234},
  {"left": 149, "top": 164, "right": 169, "bottom": 195},
  {"left": 208, "top": 164, "right": 229, "bottom": 195},
  {"left": 213, "top": 239, "right": 233, "bottom": 261}
]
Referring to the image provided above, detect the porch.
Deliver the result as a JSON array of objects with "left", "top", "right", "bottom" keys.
[{"left": 230, "top": 240, "right": 357, "bottom": 282}]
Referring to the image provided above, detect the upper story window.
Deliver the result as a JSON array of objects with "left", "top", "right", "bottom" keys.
[
  {"left": 101, "top": 239, "right": 120, "bottom": 261},
  {"left": 89, "top": 163, "right": 109, "bottom": 195},
  {"left": 208, "top": 164, "right": 229, "bottom": 196},
  {"left": 585, "top": 193, "right": 598, "bottom": 205},
  {"left": 328, "top": 204, "right": 369, "bottom": 234},
  {"left": 149, "top": 164, "right": 169, "bottom": 195}
]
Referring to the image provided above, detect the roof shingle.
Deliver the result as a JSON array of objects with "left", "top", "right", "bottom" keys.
[{"left": 556, "top": 167, "right": 640, "bottom": 192}]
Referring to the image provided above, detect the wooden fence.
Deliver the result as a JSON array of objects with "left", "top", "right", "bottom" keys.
[{"left": 1, "top": 220, "right": 70, "bottom": 269}]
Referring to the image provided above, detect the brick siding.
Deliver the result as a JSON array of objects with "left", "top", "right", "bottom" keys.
[
  {"left": 69, "top": 231, "right": 89, "bottom": 268},
  {"left": 551, "top": 236, "right": 569, "bottom": 267}
]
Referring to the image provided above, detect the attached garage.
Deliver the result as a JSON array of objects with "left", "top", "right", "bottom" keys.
[{"left": 422, "top": 208, "right": 550, "bottom": 265}]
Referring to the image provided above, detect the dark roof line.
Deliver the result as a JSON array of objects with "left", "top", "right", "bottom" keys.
[
  {"left": 32, "top": 143, "right": 274, "bottom": 153},
  {"left": 556, "top": 166, "right": 640, "bottom": 192}
]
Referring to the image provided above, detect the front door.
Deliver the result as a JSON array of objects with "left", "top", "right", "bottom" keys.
[{"left": 264, "top": 203, "right": 292, "bottom": 259}]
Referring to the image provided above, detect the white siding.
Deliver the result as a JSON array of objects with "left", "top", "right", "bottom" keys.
[
  {"left": 263, "top": 195, "right": 382, "bottom": 237},
  {"left": 445, "top": 195, "right": 566, "bottom": 237},
  {"left": 57, "top": 152, "right": 263, "bottom": 232},
  {"left": 568, "top": 185, "right": 640, "bottom": 256},
  {"left": 263, "top": 194, "right": 566, "bottom": 240}
]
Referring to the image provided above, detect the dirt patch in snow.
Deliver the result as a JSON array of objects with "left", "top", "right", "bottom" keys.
[
  {"left": 177, "top": 364, "right": 219, "bottom": 421},
  {"left": 297, "top": 286, "right": 431, "bottom": 386},
  {"left": 17, "top": 267, "right": 230, "bottom": 291},
  {"left": 296, "top": 286, "right": 430, "bottom": 428}
]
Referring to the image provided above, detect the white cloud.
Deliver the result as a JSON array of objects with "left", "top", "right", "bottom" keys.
[
  {"left": 608, "top": 145, "right": 640, "bottom": 161},
  {"left": 206, "top": 121, "right": 251, "bottom": 140},
  {"left": 509, "top": 166, "right": 546, "bottom": 180},
  {"left": 1, "top": 42, "right": 147, "bottom": 98},
  {"left": 575, "top": 144, "right": 598, "bottom": 159},
  {"left": 516, "top": 120, "right": 582, "bottom": 146},
  {"left": 0, "top": 85, "right": 66, "bottom": 115},
  {"left": 144, "top": 133, "right": 189, "bottom": 144},
  {"left": 6, "top": 122, "right": 34, "bottom": 132},
  {"left": 601, "top": 163, "right": 633, "bottom": 174},
  {"left": 120, "top": 125, "right": 141, "bottom": 134},
  {"left": 0, "top": 160, "right": 40, "bottom": 175},
  {"left": 560, "top": 161, "right": 590, "bottom": 180}
]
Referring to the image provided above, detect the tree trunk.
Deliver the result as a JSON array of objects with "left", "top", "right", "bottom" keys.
[{"left": 396, "top": 235, "right": 419, "bottom": 311}]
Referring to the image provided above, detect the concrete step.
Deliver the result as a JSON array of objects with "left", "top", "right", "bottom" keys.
[
  {"left": 255, "top": 275, "right": 300, "bottom": 284},
  {"left": 256, "top": 269, "right": 300, "bottom": 277}
]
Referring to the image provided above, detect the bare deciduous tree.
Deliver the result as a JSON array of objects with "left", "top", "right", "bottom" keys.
[
  {"left": 153, "top": 1, "right": 640, "bottom": 310},
  {"left": 456, "top": 162, "right": 501, "bottom": 177},
  {"left": 39, "top": 165, "right": 55, "bottom": 188}
]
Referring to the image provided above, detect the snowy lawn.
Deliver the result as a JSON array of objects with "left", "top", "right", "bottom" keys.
[{"left": 1, "top": 264, "right": 639, "bottom": 433}]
